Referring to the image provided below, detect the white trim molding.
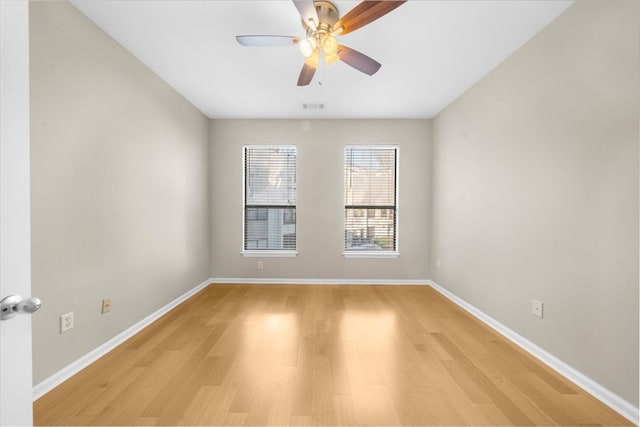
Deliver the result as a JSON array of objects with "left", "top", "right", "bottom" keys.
[
  {"left": 210, "top": 277, "right": 428, "bottom": 286},
  {"left": 428, "top": 280, "right": 639, "bottom": 425},
  {"left": 241, "top": 250, "right": 298, "bottom": 257},
  {"left": 32, "top": 277, "right": 425, "bottom": 400},
  {"left": 343, "top": 251, "right": 400, "bottom": 259},
  {"left": 33, "top": 276, "right": 638, "bottom": 425},
  {"left": 32, "top": 278, "right": 212, "bottom": 401}
]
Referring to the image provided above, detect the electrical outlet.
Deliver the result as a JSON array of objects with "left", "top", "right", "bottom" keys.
[
  {"left": 532, "top": 300, "right": 543, "bottom": 318},
  {"left": 60, "top": 312, "right": 74, "bottom": 333},
  {"left": 101, "top": 298, "right": 111, "bottom": 314},
  {"left": 257, "top": 261, "right": 264, "bottom": 270},
  {"left": 436, "top": 259, "right": 441, "bottom": 268}
]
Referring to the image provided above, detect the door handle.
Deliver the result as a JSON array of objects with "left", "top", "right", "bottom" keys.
[{"left": 1, "top": 295, "right": 42, "bottom": 320}]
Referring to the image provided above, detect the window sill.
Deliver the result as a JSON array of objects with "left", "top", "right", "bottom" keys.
[
  {"left": 343, "top": 251, "right": 400, "bottom": 259},
  {"left": 242, "top": 250, "right": 298, "bottom": 258}
]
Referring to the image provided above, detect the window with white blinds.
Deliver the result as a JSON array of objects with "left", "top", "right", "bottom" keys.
[
  {"left": 344, "top": 146, "right": 398, "bottom": 253},
  {"left": 244, "top": 146, "right": 296, "bottom": 252}
]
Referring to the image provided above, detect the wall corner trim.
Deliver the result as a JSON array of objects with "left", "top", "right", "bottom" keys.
[
  {"left": 32, "top": 278, "right": 212, "bottom": 401},
  {"left": 428, "top": 280, "right": 639, "bottom": 425}
]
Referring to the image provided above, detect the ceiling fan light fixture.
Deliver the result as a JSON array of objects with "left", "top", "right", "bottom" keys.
[
  {"left": 299, "top": 37, "right": 316, "bottom": 58},
  {"left": 321, "top": 35, "right": 338, "bottom": 56},
  {"left": 324, "top": 51, "right": 339, "bottom": 65},
  {"left": 304, "top": 50, "right": 320, "bottom": 68}
]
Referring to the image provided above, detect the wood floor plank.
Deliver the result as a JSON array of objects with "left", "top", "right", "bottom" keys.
[
  {"left": 432, "top": 331, "right": 536, "bottom": 425},
  {"left": 34, "top": 284, "right": 634, "bottom": 426}
]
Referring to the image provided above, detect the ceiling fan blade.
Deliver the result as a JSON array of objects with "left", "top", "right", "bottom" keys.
[
  {"left": 334, "top": 1, "right": 406, "bottom": 36},
  {"left": 236, "top": 35, "right": 300, "bottom": 47},
  {"left": 297, "top": 51, "right": 320, "bottom": 86},
  {"left": 297, "top": 63, "right": 316, "bottom": 86},
  {"left": 293, "top": 0, "right": 319, "bottom": 29},
  {"left": 338, "top": 45, "right": 381, "bottom": 76}
]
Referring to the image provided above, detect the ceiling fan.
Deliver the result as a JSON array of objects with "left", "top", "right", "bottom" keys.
[{"left": 236, "top": 0, "right": 406, "bottom": 86}]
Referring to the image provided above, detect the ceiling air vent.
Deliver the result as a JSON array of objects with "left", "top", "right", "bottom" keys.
[{"left": 303, "top": 103, "right": 324, "bottom": 110}]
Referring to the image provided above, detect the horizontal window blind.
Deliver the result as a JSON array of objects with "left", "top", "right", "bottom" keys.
[
  {"left": 344, "top": 146, "right": 397, "bottom": 251},
  {"left": 244, "top": 146, "right": 296, "bottom": 251}
]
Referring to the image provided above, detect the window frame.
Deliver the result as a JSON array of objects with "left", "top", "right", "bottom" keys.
[
  {"left": 343, "top": 144, "right": 400, "bottom": 259},
  {"left": 241, "top": 144, "right": 298, "bottom": 257}
]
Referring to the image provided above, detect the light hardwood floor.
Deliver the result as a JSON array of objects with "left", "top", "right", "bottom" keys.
[{"left": 34, "top": 284, "right": 632, "bottom": 426}]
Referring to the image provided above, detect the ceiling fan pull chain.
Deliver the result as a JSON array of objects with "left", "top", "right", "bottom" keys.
[{"left": 318, "top": 51, "right": 323, "bottom": 86}]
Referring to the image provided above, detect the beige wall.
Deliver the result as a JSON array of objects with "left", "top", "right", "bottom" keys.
[
  {"left": 431, "top": 0, "right": 639, "bottom": 406},
  {"left": 210, "top": 119, "right": 431, "bottom": 281},
  {"left": 30, "top": 2, "right": 211, "bottom": 384},
  {"left": 28, "top": 0, "right": 638, "bottom": 411}
]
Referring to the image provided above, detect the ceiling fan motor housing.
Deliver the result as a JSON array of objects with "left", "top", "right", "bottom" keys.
[
  {"left": 300, "top": 1, "right": 340, "bottom": 64},
  {"left": 303, "top": 1, "right": 339, "bottom": 32}
]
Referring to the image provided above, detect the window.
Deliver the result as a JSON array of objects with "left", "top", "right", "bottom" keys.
[
  {"left": 344, "top": 146, "right": 398, "bottom": 255},
  {"left": 243, "top": 146, "right": 296, "bottom": 253}
]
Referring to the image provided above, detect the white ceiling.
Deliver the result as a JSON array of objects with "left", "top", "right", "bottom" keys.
[{"left": 72, "top": 0, "right": 573, "bottom": 119}]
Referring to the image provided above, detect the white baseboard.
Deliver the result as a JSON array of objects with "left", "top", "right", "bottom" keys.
[
  {"left": 32, "top": 278, "right": 211, "bottom": 401},
  {"left": 33, "top": 276, "right": 638, "bottom": 425},
  {"left": 210, "top": 277, "right": 430, "bottom": 286},
  {"left": 428, "top": 280, "right": 639, "bottom": 425}
]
